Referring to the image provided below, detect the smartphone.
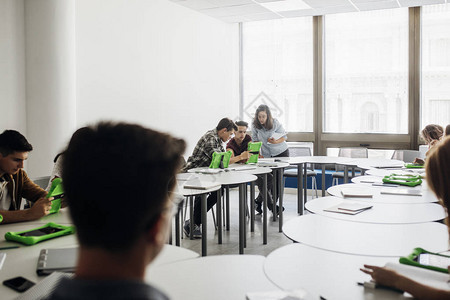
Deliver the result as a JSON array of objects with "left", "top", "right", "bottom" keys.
[
  {"left": 417, "top": 253, "right": 450, "bottom": 269},
  {"left": 3, "top": 276, "right": 35, "bottom": 293}
]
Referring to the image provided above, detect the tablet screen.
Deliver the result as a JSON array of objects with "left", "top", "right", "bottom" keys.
[
  {"left": 417, "top": 253, "right": 450, "bottom": 269},
  {"left": 19, "top": 227, "right": 64, "bottom": 237}
]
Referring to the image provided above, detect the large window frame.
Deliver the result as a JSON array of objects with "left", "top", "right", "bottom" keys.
[{"left": 240, "top": 7, "right": 423, "bottom": 155}]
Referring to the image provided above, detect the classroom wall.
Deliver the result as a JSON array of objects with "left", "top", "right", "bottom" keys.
[
  {"left": 0, "top": 0, "right": 239, "bottom": 177},
  {"left": 0, "top": 0, "right": 26, "bottom": 133},
  {"left": 76, "top": 0, "right": 240, "bottom": 156}
]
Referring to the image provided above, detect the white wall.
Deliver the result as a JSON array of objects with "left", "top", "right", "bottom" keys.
[
  {"left": 76, "top": 0, "right": 240, "bottom": 155},
  {"left": 0, "top": 0, "right": 26, "bottom": 133}
]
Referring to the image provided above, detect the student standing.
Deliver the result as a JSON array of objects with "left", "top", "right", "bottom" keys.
[
  {"left": 251, "top": 104, "right": 289, "bottom": 158},
  {"left": 361, "top": 136, "right": 450, "bottom": 300}
]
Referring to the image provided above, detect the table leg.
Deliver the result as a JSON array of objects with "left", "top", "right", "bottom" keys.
[
  {"left": 244, "top": 184, "right": 247, "bottom": 248},
  {"left": 322, "top": 165, "right": 326, "bottom": 197},
  {"left": 239, "top": 183, "right": 245, "bottom": 254},
  {"left": 217, "top": 188, "right": 222, "bottom": 245},
  {"left": 189, "top": 197, "right": 194, "bottom": 240},
  {"left": 226, "top": 187, "right": 230, "bottom": 231},
  {"left": 201, "top": 194, "right": 207, "bottom": 256},
  {"left": 344, "top": 165, "right": 349, "bottom": 184},
  {"left": 175, "top": 201, "right": 181, "bottom": 246},
  {"left": 278, "top": 169, "right": 284, "bottom": 233},
  {"left": 250, "top": 182, "right": 255, "bottom": 232},
  {"left": 263, "top": 173, "right": 267, "bottom": 245},
  {"left": 272, "top": 169, "right": 278, "bottom": 221},
  {"left": 303, "top": 163, "right": 307, "bottom": 205},
  {"left": 298, "top": 163, "right": 303, "bottom": 215}
]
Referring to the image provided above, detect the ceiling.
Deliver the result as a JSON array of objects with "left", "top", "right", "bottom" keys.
[{"left": 169, "top": 0, "right": 448, "bottom": 23}]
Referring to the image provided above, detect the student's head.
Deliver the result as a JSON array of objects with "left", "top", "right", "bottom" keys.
[
  {"left": 253, "top": 104, "right": 273, "bottom": 130},
  {"left": 421, "top": 124, "right": 443, "bottom": 145},
  {"left": 0, "top": 130, "right": 33, "bottom": 176},
  {"left": 234, "top": 121, "right": 248, "bottom": 144},
  {"left": 216, "top": 118, "right": 237, "bottom": 142},
  {"left": 445, "top": 124, "right": 450, "bottom": 137},
  {"left": 426, "top": 136, "right": 450, "bottom": 236},
  {"left": 62, "top": 122, "right": 186, "bottom": 257}
]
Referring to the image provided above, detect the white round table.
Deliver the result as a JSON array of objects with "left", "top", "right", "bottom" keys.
[
  {"left": 356, "top": 158, "right": 405, "bottom": 170},
  {"left": 305, "top": 196, "right": 446, "bottom": 224},
  {"left": 146, "top": 255, "right": 282, "bottom": 300},
  {"left": 327, "top": 183, "right": 438, "bottom": 204},
  {"left": 265, "top": 243, "right": 408, "bottom": 300},
  {"left": 365, "top": 168, "right": 426, "bottom": 177},
  {"left": 282, "top": 214, "right": 449, "bottom": 256}
]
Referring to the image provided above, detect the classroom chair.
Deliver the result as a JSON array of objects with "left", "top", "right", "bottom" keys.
[
  {"left": 284, "top": 146, "right": 318, "bottom": 199},
  {"left": 332, "top": 147, "right": 368, "bottom": 186}
]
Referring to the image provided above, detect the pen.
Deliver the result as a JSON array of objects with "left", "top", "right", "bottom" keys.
[
  {"left": 357, "top": 281, "right": 403, "bottom": 293},
  {"left": 0, "top": 246, "right": 20, "bottom": 250}
]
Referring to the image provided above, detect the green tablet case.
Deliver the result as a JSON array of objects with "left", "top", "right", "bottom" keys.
[
  {"left": 209, "top": 151, "right": 232, "bottom": 169},
  {"left": 47, "top": 178, "right": 64, "bottom": 214},
  {"left": 5, "top": 222, "right": 75, "bottom": 246},
  {"left": 247, "top": 142, "right": 262, "bottom": 164},
  {"left": 405, "top": 163, "right": 424, "bottom": 169},
  {"left": 399, "top": 248, "right": 450, "bottom": 273},
  {"left": 382, "top": 174, "right": 422, "bottom": 187}
]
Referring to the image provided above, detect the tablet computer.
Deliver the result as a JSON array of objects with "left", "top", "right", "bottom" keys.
[
  {"left": 5, "top": 222, "right": 75, "bottom": 246},
  {"left": 47, "top": 178, "right": 64, "bottom": 214},
  {"left": 399, "top": 247, "right": 450, "bottom": 273}
]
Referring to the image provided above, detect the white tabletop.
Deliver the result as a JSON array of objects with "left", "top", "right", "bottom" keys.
[
  {"left": 351, "top": 175, "right": 387, "bottom": 184},
  {"left": 365, "top": 168, "right": 426, "bottom": 177},
  {"left": 146, "top": 255, "right": 281, "bottom": 300},
  {"left": 265, "top": 243, "right": 408, "bottom": 300},
  {"left": 305, "top": 196, "right": 446, "bottom": 224},
  {"left": 287, "top": 156, "right": 353, "bottom": 165},
  {"left": 30, "top": 208, "right": 73, "bottom": 225},
  {"left": 356, "top": 158, "right": 406, "bottom": 170},
  {"left": 327, "top": 183, "right": 438, "bottom": 204},
  {"left": 283, "top": 214, "right": 449, "bottom": 256}
]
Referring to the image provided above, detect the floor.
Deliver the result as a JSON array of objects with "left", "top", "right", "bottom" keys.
[{"left": 172, "top": 188, "right": 314, "bottom": 257}]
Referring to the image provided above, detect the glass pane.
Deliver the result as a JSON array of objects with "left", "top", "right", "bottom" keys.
[
  {"left": 421, "top": 4, "right": 450, "bottom": 129},
  {"left": 324, "top": 9, "right": 409, "bottom": 134},
  {"left": 242, "top": 18, "right": 313, "bottom": 132}
]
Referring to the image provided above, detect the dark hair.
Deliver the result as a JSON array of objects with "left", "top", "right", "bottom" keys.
[
  {"left": 0, "top": 130, "right": 33, "bottom": 156},
  {"left": 235, "top": 121, "right": 248, "bottom": 128},
  {"left": 216, "top": 118, "right": 237, "bottom": 132},
  {"left": 62, "top": 122, "right": 186, "bottom": 252},
  {"left": 252, "top": 104, "right": 274, "bottom": 130},
  {"left": 421, "top": 124, "right": 443, "bottom": 144},
  {"left": 426, "top": 136, "right": 450, "bottom": 238},
  {"left": 445, "top": 124, "right": 450, "bottom": 137}
]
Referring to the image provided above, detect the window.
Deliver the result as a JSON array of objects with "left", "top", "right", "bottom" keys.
[
  {"left": 324, "top": 9, "right": 409, "bottom": 134},
  {"left": 242, "top": 18, "right": 313, "bottom": 132},
  {"left": 421, "top": 4, "right": 450, "bottom": 128}
]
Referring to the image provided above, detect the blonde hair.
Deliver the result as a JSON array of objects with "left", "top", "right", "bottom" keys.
[
  {"left": 421, "top": 124, "right": 444, "bottom": 144},
  {"left": 425, "top": 136, "right": 450, "bottom": 235}
]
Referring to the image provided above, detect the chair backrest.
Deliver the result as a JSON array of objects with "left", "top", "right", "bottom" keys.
[
  {"left": 288, "top": 146, "right": 312, "bottom": 157},
  {"left": 338, "top": 147, "right": 368, "bottom": 158},
  {"left": 32, "top": 176, "right": 51, "bottom": 190},
  {"left": 391, "top": 150, "right": 421, "bottom": 163}
]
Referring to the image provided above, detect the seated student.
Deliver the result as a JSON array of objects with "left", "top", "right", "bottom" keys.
[
  {"left": 0, "top": 130, "right": 52, "bottom": 224},
  {"left": 45, "top": 152, "right": 64, "bottom": 191},
  {"left": 46, "top": 122, "right": 186, "bottom": 300},
  {"left": 183, "top": 118, "right": 237, "bottom": 238},
  {"left": 361, "top": 136, "right": 450, "bottom": 300},
  {"left": 226, "top": 121, "right": 278, "bottom": 214},
  {"left": 414, "top": 124, "right": 444, "bottom": 165}
]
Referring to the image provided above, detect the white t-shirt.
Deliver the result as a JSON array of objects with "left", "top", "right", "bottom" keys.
[{"left": 0, "top": 180, "right": 11, "bottom": 211}]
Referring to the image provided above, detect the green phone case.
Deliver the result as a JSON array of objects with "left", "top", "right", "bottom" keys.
[
  {"left": 405, "top": 163, "right": 424, "bottom": 169},
  {"left": 382, "top": 174, "right": 422, "bottom": 187},
  {"left": 399, "top": 247, "right": 450, "bottom": 273},
  {"left": 247, "top": 142, "right": 262, "bottom": 164},
  {"left": 5, "top": 222, "right": 76, "bottom": 246},
  {"left": 209, "top": 151, "right": 232, "bottom": 169},
  {"left": 47, "top": 178, "right": 64, "bottom": 214}
]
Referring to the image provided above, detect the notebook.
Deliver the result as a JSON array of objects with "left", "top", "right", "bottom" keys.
[
  {"left": 340, "top": 188, "right": 373, "bottom": 198},
  {"left": 36, "top": 247, "right": 78, "bottom": 275},
  {"left": 324, "top": 202, "right": 373, "bottom": 215},
  {"left": 380, "top": 188, "right": 422, "bottom": 197},
  {"left": 183, "top": 178, "right": 221, "bottom": 190}
]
